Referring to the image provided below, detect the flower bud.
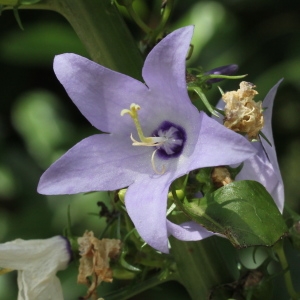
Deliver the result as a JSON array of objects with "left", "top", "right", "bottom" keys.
[{"left": 205, "top": 64, "right": 238, "bottom": 83}]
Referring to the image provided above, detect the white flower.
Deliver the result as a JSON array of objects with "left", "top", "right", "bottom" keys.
[{"left": 0, "top": 236, "right": 71, "bottom": 300}]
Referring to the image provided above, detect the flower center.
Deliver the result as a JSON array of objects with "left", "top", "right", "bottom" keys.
[
  {"left": 152, "top": 121, "right": 186, "bottom": 158},
  {"left": 121, "top": 103, "right": 186, "bottom": 173}
]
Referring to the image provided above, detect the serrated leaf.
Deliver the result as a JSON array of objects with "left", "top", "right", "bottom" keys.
[{"left": 177, "top": 180, "right": 287, "bottom": 248}]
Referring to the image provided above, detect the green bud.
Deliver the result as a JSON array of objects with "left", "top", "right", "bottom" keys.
[
  {"left": 118, "top": 188, "right": 127, "bottom": 203},
  {"left": 168, "top": 189, "right": 184, "bottom": 201}
]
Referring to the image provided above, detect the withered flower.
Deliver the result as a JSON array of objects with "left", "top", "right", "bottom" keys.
[
  {"left": 222, "top": 81, "right": 264, "bottom": 140},
  {"left": 78, "top": 231, "right": 121, "bottom": 300},
  {"left": 211, "top": 166, "right": 233, "bottom": 188}
]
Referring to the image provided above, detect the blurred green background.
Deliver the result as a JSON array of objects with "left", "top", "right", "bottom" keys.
[{"left": 0, "top": 0, "right": 300, "bottom": 299}]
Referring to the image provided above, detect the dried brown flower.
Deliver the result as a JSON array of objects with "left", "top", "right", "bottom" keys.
[
  {"left": 211, "top": 167, "right": 233, "bottom": 188},
  {"left": 222, "top": 81, "right": 264, "bottom": 140},
  {"left": 77, "top": 231, "right": 121, "bottom": 300}
]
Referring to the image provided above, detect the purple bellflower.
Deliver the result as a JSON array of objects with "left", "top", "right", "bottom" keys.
[
  {"left": 38, "top": 26, "right": 257, "bottom": 253},
  {"left": 215, "top": 79, "right": 284, "bottom": 213}
]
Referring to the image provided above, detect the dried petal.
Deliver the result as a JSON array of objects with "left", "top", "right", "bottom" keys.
[{"left": 211, "top": 167, "right": 233, "bottom": 188}]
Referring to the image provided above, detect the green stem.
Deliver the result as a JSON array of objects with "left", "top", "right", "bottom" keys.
[
  {"left": 188, "top": 86, "right": 219, "bottom": 117},
  {"left": 104, "top": 271, "right": 179, "bottom": 300},
  {"left": 273, "top": 240, "right": 300, "bottom": 300},
  {"left": 148, "top": 0, "right": 174, "bottom": 45},
  {"left": 126, "top": 3, "right": 151, "bottom": 34},
  {"left": 158, "top": 0, "right": 173, "bottom": 33}
]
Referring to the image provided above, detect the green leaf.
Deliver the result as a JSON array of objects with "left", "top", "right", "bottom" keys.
[{"left": 177, "top": 180, "right": 288, "bottom": 248}]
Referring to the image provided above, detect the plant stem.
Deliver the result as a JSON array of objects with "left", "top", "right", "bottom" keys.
[
  {"left": 273, "top": 240, "right": 300, "bottom": 300},
  {"left": 149, "top": 0, "right": 173, "bottom": 43},
  {"left": 188, "top": 86, "right": 219, "bottom": 117},
  {"left": 126, "top": 3, "right": 151, "bottom": 34}
]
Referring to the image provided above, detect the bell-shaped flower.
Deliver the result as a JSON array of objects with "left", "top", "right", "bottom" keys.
[
  {"left": 0, "top": 236, "right": 71, "bottom": 300},
  {"left": 38, "top": 26, "right": 257, "bottom": 253},
  {"left": 215, "top": 79, "right": 284, "bottom": 212}
]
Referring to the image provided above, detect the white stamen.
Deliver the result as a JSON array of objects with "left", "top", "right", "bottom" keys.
[{"left": 130, "top": 134, "right": 166, "bottom": 147}]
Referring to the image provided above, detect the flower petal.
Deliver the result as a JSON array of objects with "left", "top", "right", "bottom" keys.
[
  {"left": 0, "top": 236, "right": 70, "bottom": 300},
  {"left": 53, "top": 51, "right": 199, "bottom": 140},
  {"left": 187, "top": 112, "right": 257, "bottom": 169},
  {"left": 125, "top": 177, "right": 171, "bottom": 253},
  {"left": 0, "top": 236, "right": 70, "bottom": 270},
  {"left": 142, "top": 27, "right": 195, "bottom": 116},
  {"left": 18, "top": 274, "right": 65, "bottom": 300},
  {"left": 260, "top": 79, "right": 284, "bottom": 185},
  {"left": 38, "top": 134, "right": 153, "bottom": 195},
  {"left": 167, "top": 220, "right": 215, "bottom": 241},
  {"left": 54, "top": 53, "right": 148, "bottom": 134},
  {"left": 236, "top": 143, "right": 284, "bottom": 212}
]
